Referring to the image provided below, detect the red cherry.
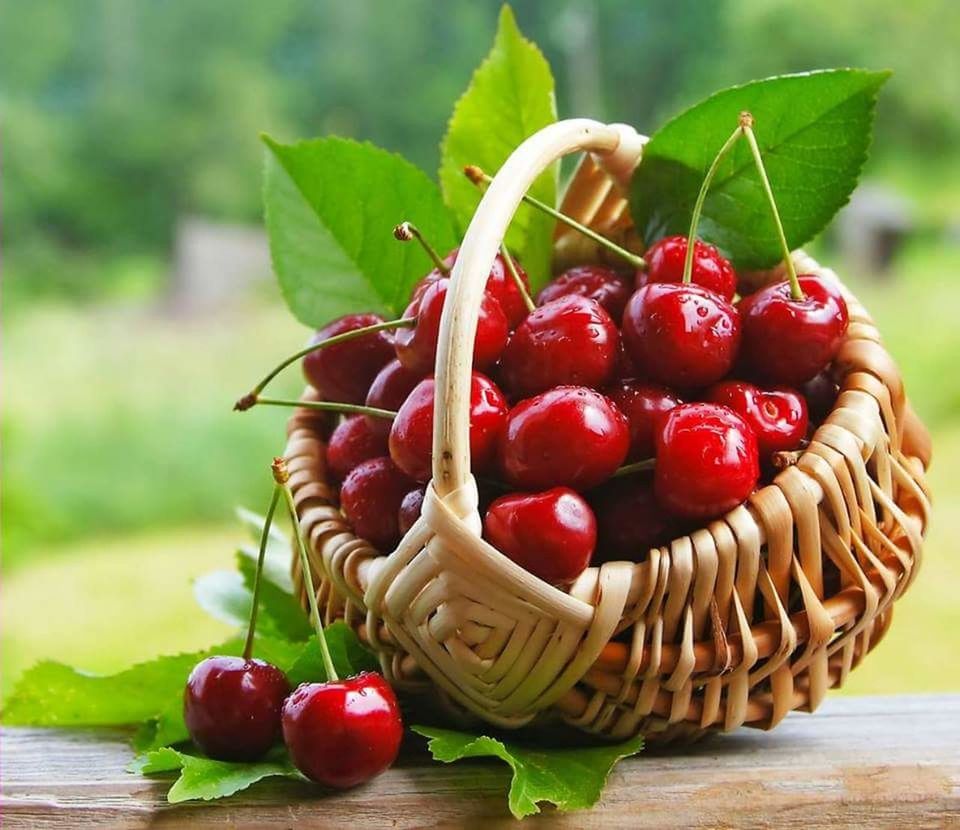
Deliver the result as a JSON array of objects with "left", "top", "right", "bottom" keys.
[
  {"left": 801, "top": 371, "right": 839, "bottom": 424},
  {"left": 183, "top": 656, "right": 290, "bottom": 761},
  {"left": 340, "top": 456, "right": 414, "bottom": 549},
  {"left": 738, "top": 275, "right": 849, "bottom": 385},
  {"left": 622, "top": 282, "right": 741, "bottom": 388},
  {"left": 395, "top": 279, "right": 508, "bottom": 375},
  {"left": 640, "top": 235, "right": 737, "bottom": 301},
  {"left": 499, "top": 386, "right": 630, "bottom": 491},
  {"left": 591, "top": 476, "right": 680, "bottom": 562},
  {"left": 705, "top": 380, "right": 808, "bottom": 460},
  {"left": 483, "top": 487, "right": 596, "bottom": 584},
  {"left": 303, "top": 314, "right": 395, "bottom": 405},
  {"left": 326, "top": 416, "right": 388, "bottom": 481},
  {"left": 654, "top": 403, "right": 759, "bottom": 521},
  {"left": 606, "top": 380, "right": 683, "bottom": 460},
  {"left": 389, "top": 373, "right": 508, "bottom": 482},
  {"left": 537, "top": 265, "right": 633, "bottom": 320},
  {"left": 364, "top": 359, "right": 424, "bottom": 438},
  {"left": 499, "top": 296, "right": 619, "bottom": 398},
  {"left": 398, "top": 486, "right": 426, "bottom": 535},
  {"left": 282, "top": 672, "right": 403, "bottom": 789}
]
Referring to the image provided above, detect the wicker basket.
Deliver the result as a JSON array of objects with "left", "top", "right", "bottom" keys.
[{"left": 284, "top": 119, "right": 932, "bottom": 742}]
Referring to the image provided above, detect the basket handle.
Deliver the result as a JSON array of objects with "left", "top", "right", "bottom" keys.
[{"left": 431, "top": 119, "right": 644, "bottom": 497}]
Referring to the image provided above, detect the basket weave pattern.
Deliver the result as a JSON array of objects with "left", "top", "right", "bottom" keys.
[{"left": 284, "top": 120, "right": 931, "bottom": 741}]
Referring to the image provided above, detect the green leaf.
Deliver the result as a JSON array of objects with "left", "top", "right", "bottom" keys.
[
  {"left": 629, "top": 69, "right": 890, "bottom": 269},
  {"left": 439, "top": 5, "right": 557, "bottom": 288},
  {"left": 412, "top": 726, "right": 643, "bottom": 819},
  {"left": 132, "top": 746, "right": 303, "bottom": 803},
  {"left": 286, "top": 621, "right": 380, "bottom": 686},
  {"left": 263, "top": 136, "right": 457, "bottom": 326}
]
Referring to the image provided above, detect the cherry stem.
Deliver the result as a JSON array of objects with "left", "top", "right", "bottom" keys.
[
  {"left": 612, "top": 458, "right": 656, "bottom": 478},
  {"left": 252, "top": 398, "right": 397, "bottom": 419},
  {"left": 394, "top": 222, "right": 450, "bottom": 275},
  {"left": 234, "top": 318, "right": 415, "bottom": 411},
  {"left": 682, "top": 123, "right": 745, "bottom": 285},
  {"left": 738, "top": 113, "right": 804, "bottom": 300},
  {"left": 242, "top": 485, "right": 281, "bottom": 661},
  {"left": 274, "top": 456, "right": 339, "bottom": 682},
  {"left": 464, "top": 165, "right": 646, "bottom": 270},
  {"left": 500, "top": 243, "right": 536, "bottom": 312}
]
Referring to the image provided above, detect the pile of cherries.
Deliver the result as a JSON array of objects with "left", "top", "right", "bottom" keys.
[{"left": 301, "top": 229, "right": 847, "bottom": 588}]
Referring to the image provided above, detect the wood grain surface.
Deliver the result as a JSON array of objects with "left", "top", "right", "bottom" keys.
[{"left": 2, "top": 694, "right": 957, "bottom": 829}]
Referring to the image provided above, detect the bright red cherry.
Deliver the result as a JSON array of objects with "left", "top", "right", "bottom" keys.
[
  {"left": 591, "top": 476, "right": 680, "bottom": 563},
  {"left": 499, "top": 386, "right": 630, "bottom": 491},
  {"left": 484, "top": 487, "right": 596, "bottom": 585},
  {"left": 640, "top": 235, "right": 737, "bottom": 301},
  {"left": 801, "top": 371, "right": 839, "bottom": 424},
  {"left": 738, "top": 275, "right": 849, "bottom": 386},
  {"left": 654, "top": 403, "right": 759, "bottom": 521},
  {"left": 282, "top": 672, "right": 403, "bottom": 789},
  {"left": 340, "top": 456, "right": 414, "bottom": 549},
  {"left": 537, "top": 265, "right": 633, "bottom": 320},
  {"left": 705, "top": 380, "right": 808, "bottom": 460},
  {"left": 395, "top": 279, "right": 508, "bottom": 375},
  {"left": 364, "top": 359, "right": 423, "bottom": 438},
  {"left": 499, "top": 296, "right": 619, "bottom": 398},
  {"left": 389, "top": 373, "right": 508, "bottom": 482},
  {"left": 622, "top": 282, "right": 741, "bottom": 388},
  {"left": 326, "top": 416, "right": 388, "bottom": 481},
  {"left": 303, "top": 314, "right": 395, "bottom": 405},
  {"left": 606, "top": 380, "right": 683, "bottom": 460},
  {"left": 398, "top": 486, "right": 426, "bottom": 535},
  {"left": 183, "top": 656, "right": 290, "bottom": 761}
]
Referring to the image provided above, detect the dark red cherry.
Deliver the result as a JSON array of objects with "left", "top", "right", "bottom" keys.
[
  {"left": 640, "top": 235, "right": 737, "bottom": 301},
  {"left": 326, "top": 416, "right": 389, "bottom": 481},
  {"left": 389, "top": 373, "right": 508, "bottom": 482},
  {"left": 282, "top": 672, "right": 403, "bottom": 789},
  {"left": 340, "top": 456, "right": 414, "bottom": 549},
  {"left": 801, "top": 371, "right": 839, "bottom": 424},
  {"left": 613, "top": 339, "right": 639, "bottom": 382},
  {"left": 499, "top": 296, "right": 619, "bottom": 398},
  {"left": 183, "top": 656, "right": 290, "bottom": 761},
  {"left": 737, "top": 275, "right": 849, "bottom": 385},
  {"left": 395, "top": 279, "right": 508, "bottom": 375},
  {"left": 499, "top": 386, "right": 630, "bottom": 491},
  {"left": 705, "top": 380, "right": 808, "bottom": 460},
  {"left": 364, "top": 359, "right": 423, "bottom": 438},
  {"left": 622, "top": 282, "right": 741, "bottom": 388},
  {"left": 654, "top": 403, "right": 759, "bottom": 521},
  {"left": 606, "top": 380, "right": 683, "bottom": 460},
  {"left": 591, "top": 476, "right": 680, "bottom": 562},
  {"left": 537, "top": 265, "right": 633, "bottom": 320},
  {"left": 484, "top": 487, "right": 596, "bottom": 585},
  {"left": 303, "top": 314, "right": 395, "bottom": 405},
  {"left": 398, "top": 486, "right": 426, "bottom": 535}
]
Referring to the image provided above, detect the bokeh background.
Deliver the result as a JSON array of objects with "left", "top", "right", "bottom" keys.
[{"left": 3, "top": 0, "right": 959, "bottom": 698}]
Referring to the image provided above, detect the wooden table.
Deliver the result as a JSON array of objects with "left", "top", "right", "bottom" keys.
[{"left": 2, "top": 694, "right": 957, "bottom": 828}]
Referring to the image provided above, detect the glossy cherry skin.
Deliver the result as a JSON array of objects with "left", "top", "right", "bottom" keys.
[
  {"left": 183, "top": 656, "right": 290, "bottom": 761},
  {"left": 389, "top": 373, "right": 508, "bottom": 482},
  {"left": 622, "top": 283, "right": 741, "bottom": 388},
  {"left": 738, "top": 275, "right": 849, "bottom": 385},
  {"left": 326, "top": 416, "right": 389, "bottom": 481},
  {"left": 639, "top": 235, "right": 737, "bottom": 301},
  {"left": 395, "top": 279, "right": 508, "bottom": 375},
  {"left": 398, "top": 486, "right": 426, "bottom": 535},
  {"left": 705, "top": 380, "right": 808, "bottom": 460},
  {"left": 606, "top": 380, "right": 683, "bottom": 460},
  {"left": 364, "top": 359, "right": 424, "bottom": 438},
  {"left": 801, "top": 371, "right": 839, "bottom": 424},
  {"left": 537, "top": 265, "right": 633, "bottom": 320},
  {"left": 499, "top": 296, "right": 619, "bottom": 399},
  {"left": 499, "top": 386, "right": 630, "bottom": 491},
  {"left": 340, "top": 456, "right": 414, "bottom": 550},
  {"left": 591, "top": 476, "right": 680, "bottom": 563},
  {"left": 282, "top": 672, "right": 403, "bottom": 789},
  {"left": 654, "top": 403, "right": 760, "bottom": 521},
  {"left": 303, "top": 314, "right": 395, "bottom": 405},
  {"left": 484, "top": 487, "right": 596, "bottom": 585}
]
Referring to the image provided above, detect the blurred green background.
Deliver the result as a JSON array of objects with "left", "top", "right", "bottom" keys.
[{"left": 3, "top": 0, "right": 959, "bottom": 698}]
